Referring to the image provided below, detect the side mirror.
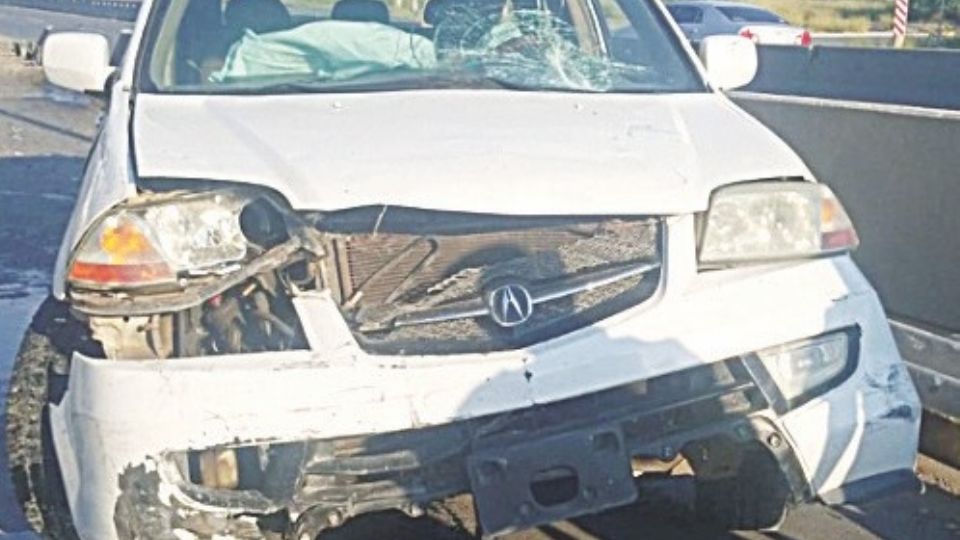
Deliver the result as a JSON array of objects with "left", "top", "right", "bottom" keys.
[
  {"left": 42, "top": 32, "right": 115, "bottom": 94},
  {"left": 698, "top": 35, "right": 758, "bottom": 91}
]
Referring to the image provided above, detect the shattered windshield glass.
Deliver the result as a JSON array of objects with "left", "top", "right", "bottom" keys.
[
  {"left": 437, "top": 9, "right": 638, "bottom": 91},
  {"left": 142, "top": 0, "right": 704, "bottom": 93}
]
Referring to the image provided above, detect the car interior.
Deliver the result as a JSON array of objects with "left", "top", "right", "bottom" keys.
[{"left": 148, "top": 0, "right": 681, "bottom": 88}]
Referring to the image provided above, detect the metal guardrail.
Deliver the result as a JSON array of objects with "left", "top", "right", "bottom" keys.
[
  {"left": 0, "top": 0, "right": 139, "bottom": 20},
  {"left": 891, "top": 320, "right": 960, "bottom": 468},
  {"left": 892, "top": 321, "right": 960, "bottom": 423}
]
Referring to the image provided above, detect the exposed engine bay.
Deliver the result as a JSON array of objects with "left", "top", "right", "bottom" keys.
[{"left": 68, "top": 189, "right": 663, "bottom": 359}]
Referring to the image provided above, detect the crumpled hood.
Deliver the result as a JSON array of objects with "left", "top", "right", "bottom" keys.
[{"left": 133, "top": 90, "right": 811, "bottom": 214}]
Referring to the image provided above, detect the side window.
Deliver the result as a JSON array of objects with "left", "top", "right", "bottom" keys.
[
  {"left": 667, "top": 6, "right": 702, "bottom": 24},
  {"left": 597, "top": 0, "right": 675, "bottom": 67},
  {"left": 598, "top": 0, "right": 632, "bottom": 32}
]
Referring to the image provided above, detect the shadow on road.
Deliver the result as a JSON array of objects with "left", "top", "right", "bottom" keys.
[
  {"left": 0, "top": 155, "right": 82, "bottom": 279},
  {"left": 0, "top": 107, "right": 93, "bottom": 144},
  {"left": 833, "top": 486, "right": 960, "bottom": 540}
]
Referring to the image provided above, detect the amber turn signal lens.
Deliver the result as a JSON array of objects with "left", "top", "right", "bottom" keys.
[
  {"left": 67, "top": 191, "right": 252, "bottom": 290},
  {"left": 68, "top": 214, "right": 176, "bottom": 288},
  {"left": 100, "top": 221, "right": 155, "bottom": 263}
]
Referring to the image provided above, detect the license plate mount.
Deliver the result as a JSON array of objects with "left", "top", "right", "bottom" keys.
[{"left": 468, "top": 426, "right": 637, "bottom": 537}]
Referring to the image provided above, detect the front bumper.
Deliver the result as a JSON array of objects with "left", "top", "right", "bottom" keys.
[
  {"left": 50, "top": 252, "right": 921, "bottom": 539},
  {"left": 159, "top": 357, "right": 810, "bottom": 538}
]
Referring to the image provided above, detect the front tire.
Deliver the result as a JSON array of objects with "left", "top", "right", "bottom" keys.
[
  {"left": 6, "top": 297, "right": 94, "bottom": 539},
  {"left": 694, "top": 445, "right": 791, "bottom": 531}
]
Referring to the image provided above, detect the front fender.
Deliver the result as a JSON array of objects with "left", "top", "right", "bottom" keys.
[{"left": 51, "top": 84, "right": 137, "bottom": 299}]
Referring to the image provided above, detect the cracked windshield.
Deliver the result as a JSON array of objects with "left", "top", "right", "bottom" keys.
[{"left": 146, "top": 0, "right": 704, "bottom": 92}]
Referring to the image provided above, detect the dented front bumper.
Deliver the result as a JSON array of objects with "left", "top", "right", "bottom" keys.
[
  {"left": 147, "top": 367, "right": 807, "bottom": 538},
  {"left": 49, "top": 255, "right": 921, "bottom": 540}
]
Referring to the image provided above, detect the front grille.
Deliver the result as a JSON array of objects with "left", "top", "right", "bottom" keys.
[{"left": 319, "top": 210, "right": 663, "bottom": 354}]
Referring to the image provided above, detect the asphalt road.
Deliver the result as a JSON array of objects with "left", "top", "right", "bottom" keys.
[
  {"left": 0, "top": 24, "right": 959, "bottom": 540},
  {"left": 0, "top": 4, "right": 129, "bottom": 42}
]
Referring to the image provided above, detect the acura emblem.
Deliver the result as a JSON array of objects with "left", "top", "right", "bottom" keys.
[{"left": 487, "top": 283, "right": 534, "bottom": 327}]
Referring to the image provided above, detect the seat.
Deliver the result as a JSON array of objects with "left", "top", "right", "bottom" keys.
[
  {"left": 175, "top": 0, "right": 225, "bottom": 83},
  {"left": 331, "top": 0, "right": 390, "bottom": 24},
  {"left": 224, "top": 0, "right": 292, "bottom": 39},
  {"left": 422, "top": 0, "right": 454, "bottom": 26}
]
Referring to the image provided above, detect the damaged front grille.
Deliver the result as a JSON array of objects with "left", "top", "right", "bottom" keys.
[{"left": 317, "top": 209, "right": 663, "bottom": 354}]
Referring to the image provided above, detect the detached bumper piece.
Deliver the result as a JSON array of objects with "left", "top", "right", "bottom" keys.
[{"left": 160, "top": 355, "right": 818, "bottom": 538}]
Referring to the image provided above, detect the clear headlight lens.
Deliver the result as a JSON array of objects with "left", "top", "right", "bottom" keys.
[
  {"left": 699, "top": 181, "right": 859, "bottom": 266},
  {"left": 68, "top": 191, "right": 250, "bottom": 289},
  {"left": 757, "top": 331, "right": 853, "bottom": 404}
]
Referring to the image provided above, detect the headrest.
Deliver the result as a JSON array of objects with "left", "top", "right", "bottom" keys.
[
  {"left": 331, "top": 0, "right": 390, "bottom": 24},
  {"left": 225, "top": 0, "right": 292, "bottom": 34},
  {"left": 423, "top": 0, "right": 505, "bottom": 26}
]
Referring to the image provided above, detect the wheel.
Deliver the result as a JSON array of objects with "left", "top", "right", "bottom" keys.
[
  {"left": 694, "top": 445, "right": 791, "bottom": 531},
  {"left": 6, "top": 297, "right": 97, "bottom": 539}
]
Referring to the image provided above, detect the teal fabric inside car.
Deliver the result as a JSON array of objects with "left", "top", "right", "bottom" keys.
[{"left": 211, "top": 20, "right": 437, "bottom": 83}]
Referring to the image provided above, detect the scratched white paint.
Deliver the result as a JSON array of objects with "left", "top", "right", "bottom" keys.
[{"left": 51, "top": 244, "right": 919, "bottom": 539}]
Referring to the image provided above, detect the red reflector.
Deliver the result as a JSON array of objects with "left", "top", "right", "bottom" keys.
[
  {"left": 822, "top": 229, "right": 859, "bottom": 251},
  {"left": 69, "top": 261, "right": 175, "bottom": 287}
]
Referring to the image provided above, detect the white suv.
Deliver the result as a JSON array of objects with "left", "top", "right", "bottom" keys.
[{"left": 9, "top": 0, "right": 920, "bottom": 538}]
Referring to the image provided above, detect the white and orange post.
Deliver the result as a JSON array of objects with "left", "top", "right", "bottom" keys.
[{"left": 893, "top": 0, "right": 910, "bottom": 48}]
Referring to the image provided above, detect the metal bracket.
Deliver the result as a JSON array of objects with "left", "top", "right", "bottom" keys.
[{"left": 468, "top": 426, "right": 637, "bottom": 538}]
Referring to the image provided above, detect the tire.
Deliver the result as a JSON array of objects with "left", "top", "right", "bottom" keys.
[
  {"left": 694, "top": 445, "right": 790, "bottom": 531},
  {"left": 6, "top": 297, "right": 97, "bottom": 540}
]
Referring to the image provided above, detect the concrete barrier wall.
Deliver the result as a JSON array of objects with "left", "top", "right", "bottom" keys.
[
  {"left": 745, "top": 45, "right": 960, "bottom": 111},
  {"left": 0, "top": 0, "right": 139, "bottom": 20},
  {"left": 734, "top": 93, "right": 960, "bottom": 331}
]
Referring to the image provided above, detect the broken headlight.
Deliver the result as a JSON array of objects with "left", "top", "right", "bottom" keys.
[
  {"left": 68, "top": 191, "right": 252, "bottom": 289},
  {"left": 755, "top": 329, "right": 857, "bottom": 406},
  {"left": 698, "top": 181, "right": 859, "bottom": 266}
]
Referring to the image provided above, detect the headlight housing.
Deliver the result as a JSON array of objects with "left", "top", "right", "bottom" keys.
[
  {"left": 68, "top": 191, "right": 252, "bottom": 290},
  {"left": 752, "top": 328, "right": 858, "bottom": 408},
  {"left": 698, "top": 181, "right": 859, "bottom": 266}
]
